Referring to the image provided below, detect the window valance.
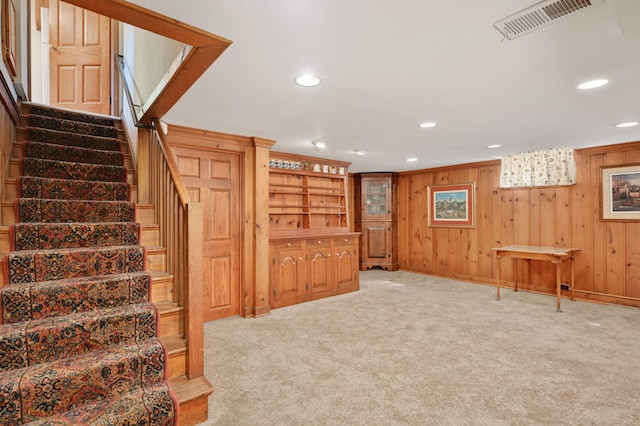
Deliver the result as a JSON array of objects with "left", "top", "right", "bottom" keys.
[{"left": 499, "top": 146, "right": 576, "bottom": 188}]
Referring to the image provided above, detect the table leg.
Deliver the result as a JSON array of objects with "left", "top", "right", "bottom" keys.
[
  {"left": 496, "top": 255, "right": 502, "bottom": 301},
  {"left": 513, "top": 258, "right": 517, "bottom": 292},
  {"left": 570, "top": 257, "right": 575, "bottom": 302},
  {"left": 553, "top": 260, "right": 562, "bottom": 312}
]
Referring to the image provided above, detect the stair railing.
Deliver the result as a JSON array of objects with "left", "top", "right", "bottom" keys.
[
  {"left": 116, "top": 53, "right": 204, "bottom": 379},
  {"left": 149, "top": 122, "right": 204, "bottom": 378}
]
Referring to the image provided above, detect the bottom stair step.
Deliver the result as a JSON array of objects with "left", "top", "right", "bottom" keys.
[{"left": 170, "top": 375, "right": 214, "bottom": 426}]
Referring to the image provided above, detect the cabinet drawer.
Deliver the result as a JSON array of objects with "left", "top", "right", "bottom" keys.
[
  {"left": 307, "top": 238, "right": 333, "bottom": 248},
  {"left": 270, "top": 239, "right": 303, "bottom": 251}
]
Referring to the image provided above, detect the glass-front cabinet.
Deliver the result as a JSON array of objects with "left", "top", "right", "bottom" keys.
[
  {"left": 364, "top": 179, "right": 391, "bottom": 217},
  {"left": 354, "top": 173, "right": 398, "bottom": 271}
]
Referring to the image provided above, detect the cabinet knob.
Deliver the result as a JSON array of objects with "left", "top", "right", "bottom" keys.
[
  {"left": 318, "top": 241, "right": 322, "bottom": 244},
  {"left": 343, "top": 239, "right": 348, "bottom": 243},
  {"left": 298, "top": 257, "right": 302, "bottom": 260}
]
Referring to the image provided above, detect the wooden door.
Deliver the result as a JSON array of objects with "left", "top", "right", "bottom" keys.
[
  {"left": 49, "top": 0, "right": 110, "bottom": 114},
  {"left": 174, "top": 147, "right": 242, "bottom": 322}
]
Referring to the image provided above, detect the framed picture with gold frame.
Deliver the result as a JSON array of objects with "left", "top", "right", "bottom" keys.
[
  {"left": 600, "top": 163, "right": 640, "bottom": 221},
  {"left": 427, "top": 182, "right": 475, "bottom": 228}
]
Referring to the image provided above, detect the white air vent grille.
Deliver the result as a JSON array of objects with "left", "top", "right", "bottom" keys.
[{"left": 494, "top": 0, "right": 601, "bottom": 40}]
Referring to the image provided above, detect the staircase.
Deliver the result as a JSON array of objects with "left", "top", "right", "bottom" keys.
[{"left": 0, "top": 104, "right": 211, "bottom": 425}]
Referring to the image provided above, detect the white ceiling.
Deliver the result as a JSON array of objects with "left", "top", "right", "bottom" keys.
[{"left": 129, "top": 0, "right": 640, "bottom": 173}]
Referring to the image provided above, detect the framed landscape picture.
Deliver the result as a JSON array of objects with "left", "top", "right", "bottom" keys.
[
  {"left": 428, "top": 182, "right": 475, "bottom": 228},
  {"left": 601, "top": 163, "right": 640, "bottom": 221}
]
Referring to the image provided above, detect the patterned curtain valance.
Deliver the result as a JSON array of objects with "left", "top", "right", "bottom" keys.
[{"left": 499, "top": 146, "right": 577, "bottom": 188}]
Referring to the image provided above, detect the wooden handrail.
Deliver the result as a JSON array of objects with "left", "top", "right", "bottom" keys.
[{"left": 152, "top": 118, "right": 190, "bottom": 208}]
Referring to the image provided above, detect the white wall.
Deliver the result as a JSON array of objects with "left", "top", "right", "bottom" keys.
[{"left": 120, "top": 23, "right": 185, "bottom": 157}]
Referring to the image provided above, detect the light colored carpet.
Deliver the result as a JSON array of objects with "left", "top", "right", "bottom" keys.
[{"left": 202, "top": 270, "right": 640, "bottom": 425}]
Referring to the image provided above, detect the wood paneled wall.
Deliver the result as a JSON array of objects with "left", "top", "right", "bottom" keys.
[{"left": 397, "top": 141, "right": 640, "bottom": 308}]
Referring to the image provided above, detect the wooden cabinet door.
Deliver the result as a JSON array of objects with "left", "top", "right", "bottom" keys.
[
  {"left": 49, "top": 0, "right": 110, "bottom": 114},
  {"left": 334, "top": 237, "right": 359, "bottom": 292},
  {"left": 361, "top": 221, "right": 393, "bottom": 270},
  {"left": 361, "top": 177, "right": 392, "bottom": 220},
  {"left": 306, "top": 239, "right": 335, "bottom": 295},
  {"left": 270, "top": 241, "right": 305, "bottom": 308}
]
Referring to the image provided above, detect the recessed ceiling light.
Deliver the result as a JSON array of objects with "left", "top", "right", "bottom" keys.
[
  {"left": 577, "top": 79, "right": 608, "bottom": 90},
  {"left": 418, "top": 122, "right": 437, "bottom": 128},
  {"left": 312, "top": 141, "right": 326, "bottom": 151},
  {"left": 615, "top": 121, "right": 639, "bottom": 128},
  {"left": 487, "top": 144, "right": 502, "bottom": 149},
  {"left": 295, "top": 74, "right": 321, "bottom": 87},
  {"left": 353, "top": 150, "right": 365, "bottom": 156},
  {"left": 406, "top": 158, "right": 418, "bottom": 162}
]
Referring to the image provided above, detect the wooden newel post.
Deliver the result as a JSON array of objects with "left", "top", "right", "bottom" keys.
[{"left": 186, "top": 202, "right": 204, "bottom": 378}]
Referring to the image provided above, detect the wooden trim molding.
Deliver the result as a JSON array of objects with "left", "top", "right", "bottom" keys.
[
  {"left": 576, "top": 140, "right": 640, "bottom": 156},
  {"left": 400, "top": 159, "right": 500, "bottom": 176},
  {"left": 63, "top": 0, "right": 232, "bottom": 123}
]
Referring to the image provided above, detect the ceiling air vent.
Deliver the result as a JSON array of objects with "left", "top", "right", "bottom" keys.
[{"left": 494, "top": 0, "right": 602, "bottom": 40}]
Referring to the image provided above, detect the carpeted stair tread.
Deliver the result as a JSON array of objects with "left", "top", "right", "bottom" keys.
[
  {"left": 28, "top": 104, "right": 117, "bottom": 127},
  {"left": 18, "top": 176, "right": 130, "bottom": 201},
  {"left": 13, "top": 222, "right": 140, "bottom": 250},
  {"left": 1, "top": 272, "right": 151, "bottom": 324},
  {"left": 25, "top": 127, "right": 122, "bottom": 152},
  {"left": 24, "top": 140, "right": 125, "bottom": 166},
  {"left": 0, "top": 302, "right": 158, "bottom": 370},
  {"left": 27, "top": 114, "right": 119, "bottom": 138},
  {"left": 5, "top": 245, "right": 146, "bottom": 284},
  {"left": 0, "top": 338, "right": 170, "bottom": 424},
  {"left": 22, "top": 157, "right": 128, "bottom": 183},
  {"left": 25, "top": 381, "right": 176, "bottom": 426},
  {"left": 16, "top": 199, "right": 135, "bottom": 223},
  {"left": 0, "top": 321, "right": 28, "bottom": 371}
]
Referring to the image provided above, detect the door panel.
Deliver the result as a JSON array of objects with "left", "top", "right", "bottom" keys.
[
  {"left": 175, "top": 148, "right": 242, "bottom": 321},
  {"left": 366, "top": 224, "right": 389, "bottom": 258},
  {"left": 49, "top": 0, "right": 110, "bottom": 114}
]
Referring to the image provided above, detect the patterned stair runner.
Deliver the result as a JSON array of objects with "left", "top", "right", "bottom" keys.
[{"left": 0, "top": 106, "right": 177, "bottom": 425}]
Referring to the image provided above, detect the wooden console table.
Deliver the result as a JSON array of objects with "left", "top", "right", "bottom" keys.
[{"left": 491, "top": 245, "right": 580, "bottom": 312}]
